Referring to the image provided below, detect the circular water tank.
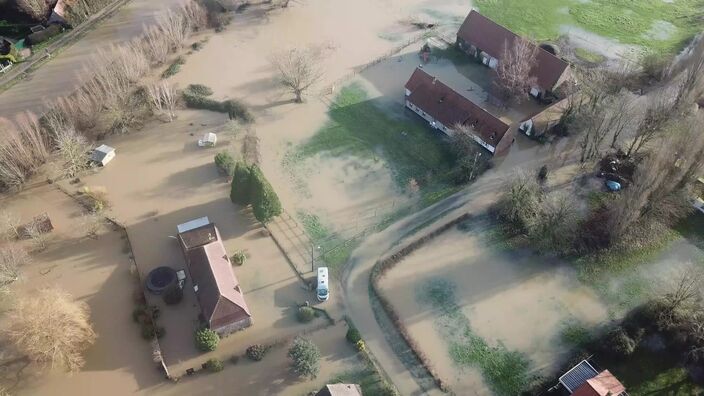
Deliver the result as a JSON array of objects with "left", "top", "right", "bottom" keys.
[{"left": 146, "top": 266, "right": 177, "bottom": 294}]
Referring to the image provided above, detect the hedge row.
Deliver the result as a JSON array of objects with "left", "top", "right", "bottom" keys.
[
  {"left": 230, "top": 162, "right": 282, "bottom": 223},
  {"left": 182, "top": 89, "right": 254, "bottom": 123}
]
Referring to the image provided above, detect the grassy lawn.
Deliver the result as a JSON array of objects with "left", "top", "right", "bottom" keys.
[
  {"left": 474, "top": 0, "right": 704, "bottom": 53},
  {"left": 608, "top": 349, "right": 703, "bottom": 395},
  {"left": 417, "top": 278, "right": 531, "bottom": 395},
  {"left": 298, "top": 211, "right": 359, "bottom": 276}
]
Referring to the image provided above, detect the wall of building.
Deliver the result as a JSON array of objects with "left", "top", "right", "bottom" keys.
[{"left": 214, "top": 317, "right": 252, "bottom": 337}]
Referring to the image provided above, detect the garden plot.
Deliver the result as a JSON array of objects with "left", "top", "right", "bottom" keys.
[
  {"left": 378, "top": 222, "right": 609, "bottom": 395},
  {"left": 0, "top": 185, "right": 161, "bottom": 396}
]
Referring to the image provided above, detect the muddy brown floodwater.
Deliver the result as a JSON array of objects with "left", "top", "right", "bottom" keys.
[{"left": 378, "top": 225, "right": 609, "bottom": 394}]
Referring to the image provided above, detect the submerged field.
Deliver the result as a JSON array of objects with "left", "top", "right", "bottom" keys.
[{"left": 475, "top": 0, "right": 704, "bottom": 53}]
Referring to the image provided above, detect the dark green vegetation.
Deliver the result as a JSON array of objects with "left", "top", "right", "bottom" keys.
[
  {"left": 194, "top": 328, "right": 219, "bottom": 352},
  {"left": 183, "top": 86, "right": 254, "bottom": 123},
  {"left": 204, "top": 358, "right": 224, "bottom": 373},
  {"left": 475, "top": 0, "right": 704, "bottom": 53},
  {"left": 214, "top": 151, "right": 236, "bottom": 176},
  {"left": 230, "top": 162, "right": 282, "bottom": 223},
  {"left": 162, "top": 56, "right": 186, "bottom": 78},
  {"left": 246, "top": 344, "right": 269, "bottom": 361},
  {"left": 416, "top": 278, "right": 531, "bottom": 395}
]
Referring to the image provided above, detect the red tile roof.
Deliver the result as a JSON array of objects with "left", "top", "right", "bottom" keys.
[
  {"left": 457, "top": 10, "right": 569, "bottom": 92},
  {"left": 572, "top": 370, "right": 626, "bottom": 396},
  {"left": 179, "top": 224, "right": 251, "bottom": 330},
  {"left": 405, "top": 68, "right": 510, "bottom": 146}
]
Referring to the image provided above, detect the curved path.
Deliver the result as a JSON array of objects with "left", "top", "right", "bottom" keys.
[{"left": 340, "top": 138, "right": 571, "bottom": 395}]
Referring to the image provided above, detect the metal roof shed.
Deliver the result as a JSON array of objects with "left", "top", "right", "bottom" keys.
[{"left": 177, "top": 217, "right": 211, "bottom": 234}]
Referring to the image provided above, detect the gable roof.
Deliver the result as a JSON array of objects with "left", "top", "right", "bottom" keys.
[
  {"left": 179, "top": 224, "right": 251, "bottom": 328},
  {"left": 405, "top": 68, "right": 510, "bottom": 146},
  {"left": 572, "top": 370, "right": 626, "bottom": 396},
  {"left": 179, "top": 223, "right": 218, "bottom": 250},
  {"left": 457, "top": 10, "right": 569, "bottom": 92},
  {"left": 560, "top": 360, "right": 600, "bottom": 393}
]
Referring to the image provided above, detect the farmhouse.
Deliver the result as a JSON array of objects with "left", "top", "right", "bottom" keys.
[
  {"left": 404, "top": 67, "right": 513, "bottom": 154},
  {"left": 177, "top": 218, "right": 252, "bottom": 336},
  {"left": 559, "top": 360, "right": 627, "bottom": 396},
  {"left": 456, "top": 10, "right": 570, "bottom": 97}
]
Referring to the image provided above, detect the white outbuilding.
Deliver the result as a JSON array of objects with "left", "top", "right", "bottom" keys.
[
  {"left": 198, "top": 132, "right": 217, "bottom": 147},
  {"left": 90, "top": 144, "right": 116, "bottom": 166}
]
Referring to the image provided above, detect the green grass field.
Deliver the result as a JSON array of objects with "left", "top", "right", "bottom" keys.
[{"left": 475, "top": 0, "right": 704, "bottom": 53}]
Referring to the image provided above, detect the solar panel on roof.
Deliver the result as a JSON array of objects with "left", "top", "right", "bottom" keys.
[{"left": 559, "top": 360, "right": 599, "bottom": 393}]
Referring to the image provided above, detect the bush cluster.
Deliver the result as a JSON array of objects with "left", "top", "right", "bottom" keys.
[
  {"left": 246, "top": 344, "right": 268, "bottom": 361},
  {"left": 195, "top": 328, "right": 220, "bottom": 352},
  {"left": 296, "top": 306, "right": 316, "bottom": 323},
  {"left": 205, "top": 358, "right": 224, "bottom": 373},
  {"left": 187, "top": 84, "right": 214, "bottom": 96},
  {"left": 287, "top": 337, "right": 321, "bottom": 379},
  {"left": 230, "top": 163, "right": 282, "bottom": 223},
  {"left": 346, "top": 326, "right": 361, "bottom": 344}
]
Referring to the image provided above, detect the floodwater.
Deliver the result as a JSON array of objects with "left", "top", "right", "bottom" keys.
[
  {"left": 378, "top": 225, "right": 609, "bottom": 393},
  {"left": 0, "top": 0, "right": 186, "bottom": 117}
]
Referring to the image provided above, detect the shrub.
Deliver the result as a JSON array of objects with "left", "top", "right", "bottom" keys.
[
  {"left": 537, "top": 165, "right": 548, "bottom": 182},
  {"left": 163, "top": 285, "right": 184, "bottom": 305},
  {"left": 214, "top": 151, "right": 237, "bottom": 176},
  {"left": 191, "top": 42, "right": 204, "bottom": 51},
  {"left": 155, "top": 326, "right": 166, "bottom": 339},
  {"left": 133, "top": 305, "right": 147, "bottom": 322},
  {"left": 231, "top": 250, "right": 246, "bottom": 266},
  {"left": 346, "top": 326, "right": 361, "bottom": 344},
  {"left": 162, "top": 56, "right": 186, "bottom": 78},
  {"left": 250, "top": 166, "right": 282, "bottom": 224},
  {"left": 296, "top": 306, "right": 316, "bottom": 323},
  {"left": 195, "top": 328, "right": 219, "bottom": 352},
  {"left": 246, "top": 344, "right": 268, "bottom": 361},
  {"left": 141, "top": 323, "right": 155, "bottom": 339},
  {"left": 288, "top": 337, "right": 321, "bottom": 379},
  {"left": 230, "top": 162, "right": 253, "bottom": 205},
  {"left": 355, "top": 340, "right": 366, "bottom": 352},
  {"left": 223, "top": 99, "right": 254, "bottom": 123},
  {"left": 187, "top": 84, "right": 213, "bottom": 96},
  {"left": 205, "top": 358, "right": 224, "bottom": 373},
  {"left": 230, "top": 355, "right": 240, "bottom": 364},
  {"left": 603, "top": 327, "right": 637, "bottom": 358}
]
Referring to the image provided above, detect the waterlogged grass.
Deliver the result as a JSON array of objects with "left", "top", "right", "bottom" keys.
[
  {"left": 417, "top": 278, "right": 531, "bottom": 395},
  {"left": 560, "top": 320, "right": 593, "bottom": 348},
  {"left": 291, "top": 83, "right": 457, "bottom": 198},
  {"left": 574, "top": 47, "right": 606, "bottom": 64},
  {"left": 474, "top": 0, "right": 704, "bottom": 53},
  {"left": 298, "top": 211, "right": 357, "bottom": 275},
  {"left": 609, "top": 348, "right": 704, "bottom": 395}
]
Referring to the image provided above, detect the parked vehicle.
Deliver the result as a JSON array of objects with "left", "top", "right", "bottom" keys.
[{"left": 316, "top": 267, "right": 329, "bottom": 302}]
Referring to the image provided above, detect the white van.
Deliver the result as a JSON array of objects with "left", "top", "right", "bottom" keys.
[{"left": 316, "top": 267, "right": 329, "bottom": 302}]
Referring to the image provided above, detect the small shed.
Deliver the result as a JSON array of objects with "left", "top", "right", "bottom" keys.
[
  {"left": 315, "top": 384, "right": 363, "bottom": 396},
  {"left": 91, "top": 144, "right": 116, "bottom": 166},
  {"left": 198, "top": 132, "right": 217, "bottom": 147}
]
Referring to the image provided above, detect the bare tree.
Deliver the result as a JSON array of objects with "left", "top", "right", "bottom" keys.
[
  {"left": 659, "top": 266, "right": 704, "bottom": 324},
  {"left": 625, "top": 97, "right": 674, "bottom": 157},
  {"left": 81, "top": 213, "right": 103, "bottom": 239},
  {"left": 494, "top": 38, "right": 538, "bottom": 103},
  {"left": 270, "top": 47, "right": 324, "bottom": 103},
  {"left": 181, "top": 0, "right": 208, "bottom": 31},
  {"left": 0, "top": 116, "right": 48, "bottom": 188},
  {"left": 141, "top": 25, "right": 171, "bottom": 65},
  {"left": 156, "top": 9, "right": 189, "bottom": 53},
  {"left": 0, "top": 210, "right": 22, "bottom": 241},
  {"left": 7, "top": 287, "right": 96, "bottom": 372},
  {"left": 54, "top": 127, "right": 90, "bottom": 179},
  {"left": 146, "top": 81, "right": 178, "bottom": 121},
  {"left": 0, "top": 245, "right": 29, "bottom": 289},
  {"left": 496, "top": 171, "right": 541, "bottom": 231},
  {"left": 528, "top": 191, "right": 579, "bottom": 253},
  {"left": 24, "top": 219, "right": 49, "bottom": 252}
]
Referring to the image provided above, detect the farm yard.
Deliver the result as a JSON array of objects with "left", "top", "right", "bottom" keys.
[{"left": 1, "top": 0, "right": 704, "bottom": 395}]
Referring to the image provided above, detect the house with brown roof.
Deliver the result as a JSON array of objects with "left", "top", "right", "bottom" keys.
[
  {"left": 177, "top": 218, "right": 252, "bottom": 335},
  {"left": 559, "top": 360, "right": 628, "bottom": 396},
  {"left": 456, "top": 10, "right": 571, "bottom": 97},
  {"left": 404, "top": 67, "right": 514, "bottom": 155},
  {"left": 519, "top": 96, "right": 570, "bottom": 137}
]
